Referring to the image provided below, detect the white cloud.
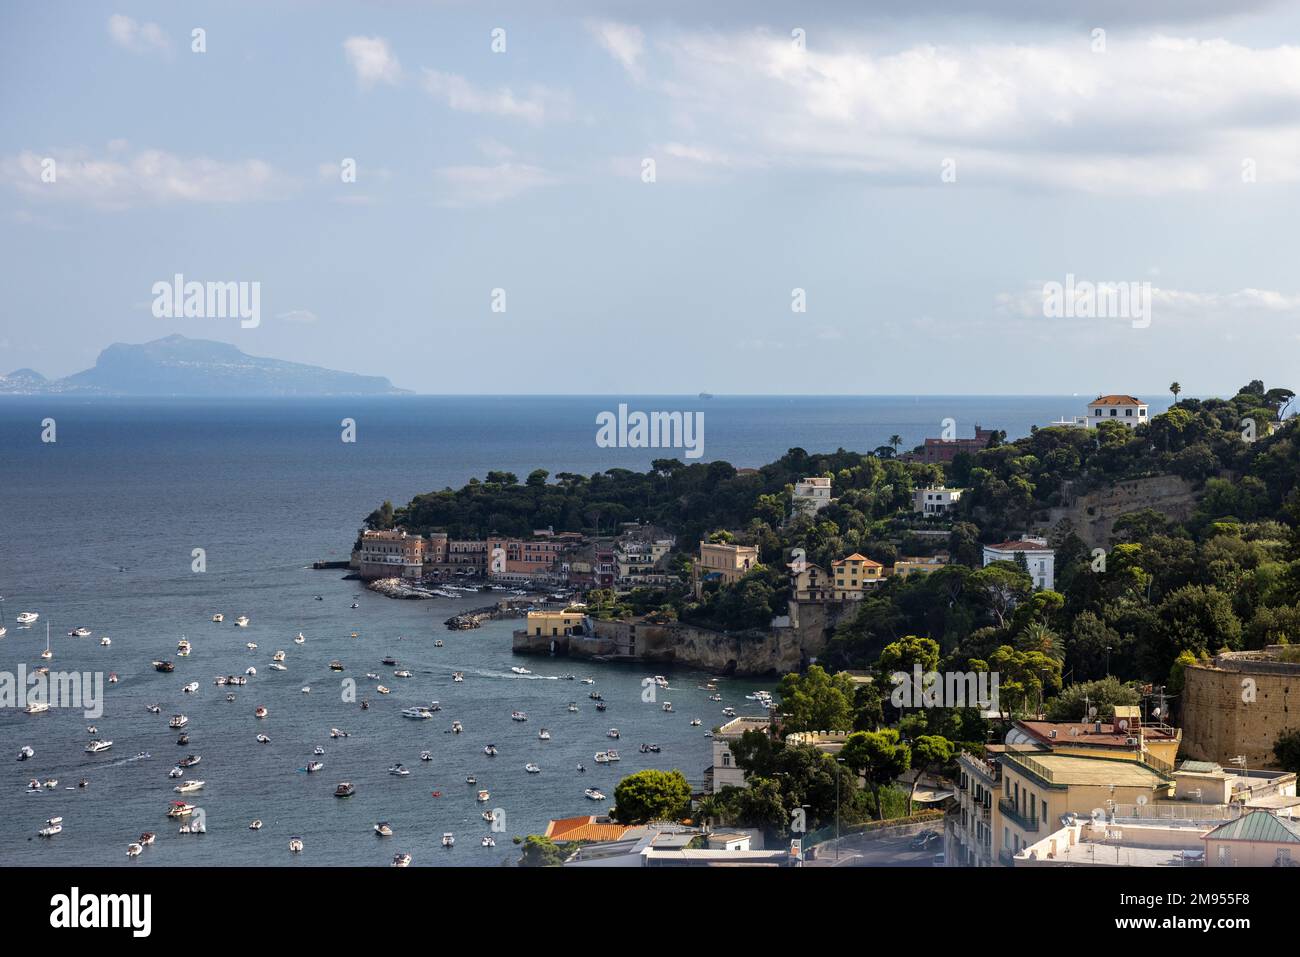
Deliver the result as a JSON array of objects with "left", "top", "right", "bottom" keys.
[
  {"left": 642, "top": 30, "right": 1300, "bottom": 194},
  {"left": 588, "top": 21, "right": 645, "bottom": 80},
  {"left": 433, "top": 163, "right": 557, "bottom": 206},
  {"left": 422, "top": 69, "right": 569, "bottom": 125},
  {"left": 108, "top": 14, "right": 171, "bottom": 56},
  {"left": 344, "top": 36, "right": 401, "bottom": 88},
  {"left": 995, "top": 283, "right": 1300, "bottom": 321},
  {"left": 1, "top": 147, "right": 285, "bottom": 209}
]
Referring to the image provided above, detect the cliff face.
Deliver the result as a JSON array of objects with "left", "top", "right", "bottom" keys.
[{"left": 1047, "top": 474, "right": 1200, "bottom": 548}]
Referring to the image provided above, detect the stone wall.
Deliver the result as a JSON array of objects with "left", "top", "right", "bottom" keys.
[
  {"left": 1181, "top": 656, "right": 1300, "bottom": 767},
  {"left": 1046, "top": 474, "right": 1200, "bottom": 549}
]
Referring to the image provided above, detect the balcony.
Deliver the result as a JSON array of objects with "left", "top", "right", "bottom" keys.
[{"left": 998, "top": 798, "right": 1040, "bottom": 834}]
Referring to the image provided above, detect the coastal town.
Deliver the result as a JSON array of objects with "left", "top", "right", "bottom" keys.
[{"left": 338, "top": 386, "right": 1300, "bottom": 868}]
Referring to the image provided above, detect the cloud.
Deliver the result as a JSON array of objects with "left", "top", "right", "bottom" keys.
[
  {"left": 588, "top": 20, "right": 645, "bottom": 79},
  {"left": 278, "top": 310, "right": 319, "bottom": 323},
  {"left": 433, "top": 163, "right": 557, "bottom": 206},
  {"left": 995, "top": 282, "right": 1300, "bottom": 321},
  {"left": 344, "top": 36, "right": 401, "bottom": 88},
  {"left": 422, "top": 69, "right": 570, "bottom": 125},
  {"left": 638, "top": 30, "right": 1300, "bottom": 194},
  {"left": 108, "top": 14, "right": 171, "bottom": 56},
  {"left": 1, "top": 147, "right": 285, "bottom": 209}
]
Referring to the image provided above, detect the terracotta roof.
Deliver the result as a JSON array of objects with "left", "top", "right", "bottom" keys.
[
  {"left": 987, "top": 540, "right": 1053, "bottom": 552},
  {"left": 1016, "top": 720, "right": 1177, "bottom": 748},
  {"left": 834, "top": 553, "right": 882, "bottom": 566},
  {"left": 1091, "top": 395, "right": 1145, "bottom": 406},
  {"left": 544, "top": 815, "right": 633, "bottom": 843}
]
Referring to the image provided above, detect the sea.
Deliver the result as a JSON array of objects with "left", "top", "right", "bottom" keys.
[{"left": 0, "top": 394, "right": 1168, "bottom": 866}]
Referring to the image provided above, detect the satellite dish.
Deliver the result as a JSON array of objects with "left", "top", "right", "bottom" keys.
[
  {"left": 1088, "top": 707, "right": 1098, "bottom": 718},
  {"left": 1136, "top": 795, "right": 1148, "bottom": 807},
  {"left": 1153, "top": 707, "right": 1162, "bottom": 718},
  {"left": 1117, "top": 719, "right": 1128, "bottom": 731}
]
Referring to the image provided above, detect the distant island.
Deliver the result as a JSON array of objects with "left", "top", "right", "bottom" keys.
[{"left": 0, "top": 335, "right": 409, "bottom": 397}]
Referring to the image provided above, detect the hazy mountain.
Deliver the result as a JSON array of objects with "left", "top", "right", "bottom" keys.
[{"left": 5, "top": 335, "right": 409, "bottom": 396}]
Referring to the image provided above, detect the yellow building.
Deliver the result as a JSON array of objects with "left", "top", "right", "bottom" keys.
[
  {"left": 693, "top": 541, "right": 760, "bottom": 596},
  {"left": 524, "top": 609, "right": 587, "bottom": 638},
  {"left": 831, "top": 553, "right": 883, "bottom": 599},
  {"left": 891, "top": 556, "right": 948, "bottom": 578}
]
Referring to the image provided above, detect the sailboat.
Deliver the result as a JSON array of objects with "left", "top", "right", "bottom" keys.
[{"left": 39, "top": 622, "right": 52, "bottom": 660}]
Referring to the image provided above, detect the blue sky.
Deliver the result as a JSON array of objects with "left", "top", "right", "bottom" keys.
[{"left": 2, "top": 0, "right": 1299, "bottom": 395}]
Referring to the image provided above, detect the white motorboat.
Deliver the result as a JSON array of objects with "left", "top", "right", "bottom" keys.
[
  {"left": 662, "top": 702, "right": 674, "bottom": 712},
  {"left": 25, "top": 702, "right": 49, "bottom": 715},
  {"left": 388, "top": 764, "right": 410, "bottom": 776},
  {"left": 235, "top": 616, "right": 249, "bottom": 627},
  {"left": 584, "top": 788, "right": 607, "bottom": 801},
  {"left": 330, "top": 728, "right": 349, "bottom": 738},
  {"left": 211, "top": 613, "right": 224, "bottom": 622},
  {"left": 722, "top": 706, "right": 737, "bottom": 717},
  {"left": 100, "top": 637, "right": 111, "bottom": 646},
  {"left": 301, "top": 686, "right": 311, "bottom": 693},
  {"left": 138, "top": 831, "right": 156, "bottom": 846},
  {"left": 84, "top": 740, "right": 113, "bottom": 753},
  {"left": 168, "top": 767, "right": 184, "bottom": 778},
  {"left": 441, "top": 832, "right": 455, "bottom": 847},
  {"left": 167, "top": 801, "right": 197, "bottom": 818},
  {"left": 451, "top": 720, "right": 463, "bottom": 734},
  {"left": 127, "top": 842, "right": 143, "bottom": 857},
  {"left": 174, "top": 780, "right": 205, "bottom": 793},
  {"left": 314, "top": 745, "right": 326, "bottom": 755},
  {"left": 510, "top": 711, "right": 527, "bottom": 722},
  {"left": 306, "top": 761, "right": 324, "bottom": 772},
  {"left": 178, "top": 820, "right": 206, "bottom": 834},
  {"left": 246, "top": 642, "right": 257, "bottom": 650},
  {"left": 289, "top": 837, "right": 304, "bottom": 852},
  {"left": 477, "top": 789, "right": 491, "bottom": 802},
  {"left": 653, "top": 675, "right": 670, "bottom": 688},
  {"left": 374, "top": 822, "right": 393, "bottom": 837},
  {"left": 482, "top": 744, "right": 497, "bottom": 756},
  {"left": 420, "top": 750, "right": 432, "bottom": 761},
  {"left": 376, "top": 685, "right": 391, "bottom": 695},
  {"left": 255, "top": 706, "right": 268, "bottom": 719},
  {"left": 393, "top": 670, "right": 413, "bottom": 678},
  {"left": 524, "top": 763, "right": 541, "bottom": 774},
  {"left": 594, "top": 750, "right": 620, "bottom": 763},
  {"left": 294, "top": 632, "right": 305, "bottom": 644},
  {"left": 272, "top": 650, "right": 286, "bottom": 662},
  {"left": 481, "top": 835, "right": 496, "bottom": 847},
  {"left": 538, "top": 728, "right": 551, "bottom": 740},
  {"left": 402, "top": 706, "right": 435, "bottom": 720},
  {"left": 249, "top": 820, "right": 263, "bottom": 830},
  {"left": 690, "top": 718, "right": 702, "bottom": 726},
  {"left": 183, "top": 681, "right": 199, "bottom": 694},
  {"left": 246, "top": 667, "right": 257, "bottom": 676},
  {"left": 69, "top": 627, "right": 92, "bottom": 637},
  {"left": 452, "top": 671, "right": 463, "bottom": 682},
  {"left": 510, "top": 666, "right": 531, "bottom": 675},
  {"left": 16, "top": 612, "right": 39, "bottom": 625},
  {"left": 177, "top": 754, "right": 201, "bottom": 768},
  {"left": 38, "top": 817, "right": 63, "bottom": 837},
  {"left": 436, "top": 640, "right": 446, "bottom": 648},
  {"left": 567, "top": 702, "right": 579, "bottom": 712},
  {"left": 169, "top": 714, "right": 188, "bottom": 728},
  {"left": 18, "top": 745, "right": 34, "bottom": 761},
  {"left": 269, "top": 663, "right": 287, "bottom": 671},
  {"left": 256, "top": 734, "right": 270, "bottom": 744},
  {"left": 606, "top": 729, "right": 620, "bottom": 739},
  {"left": 391, "top": 852, "right": 411, "bottom": 867}
]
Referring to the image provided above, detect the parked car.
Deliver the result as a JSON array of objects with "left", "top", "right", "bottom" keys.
[{"left": 910, "top": 830, "right": 941, "bottom": 850}]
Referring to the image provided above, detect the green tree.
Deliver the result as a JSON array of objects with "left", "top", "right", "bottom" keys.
[
  {"left": 777, "top": 665, "right": 856, "bottom": 732},
  {"left": 1170, "top": 381, "right": 1182, "bottom": 402},
  {"left": 907, "top": 734, "right": 954, "bottom": 814},
  {"left": 840, "top": 728, "right": 911, "bottom": 819},
  {"left": 612, "top": 769, "right": 692, "bottom": 824},
  {"left": 519, "top": 834, "right": 568, "bottom": 867}
]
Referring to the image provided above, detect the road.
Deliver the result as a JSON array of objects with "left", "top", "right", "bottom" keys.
[{"left": 805, "top": 830, "right": 943, "bottom": 867}]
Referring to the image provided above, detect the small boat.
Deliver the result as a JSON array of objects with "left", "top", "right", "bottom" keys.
[
  {"left": 211, "top": 613, "right": 224, "bottom": 622},
  {"left": 381, "top": 656, "right": 397, "bottom": 666},
  {"left": 84, "top": 739, "right": 113, "bottom": 753},
  {"left": 391, "top": 852, "right": 411, "bottom": 867},
  {"left": 108, "top": 672, "right": 118, "bottom": 683},
  {"left": 225, "top": 692, "right": 236, "bottom": 702},
  {"left": 178, "top": 820, "right": 206, "bottom": 834},
  {"left": 306, "top": 761, "right": 324, "bottom": 772},
  {"left": 329, "top": 661, "right": 344, "bottom": 671},
  {"left": 272, "top": 650, "right": 286, "bottom": 662},
  {"left": 722, "top": 707, "right": 737, "bottom": 717},
  {"left": 289, "top": 838, "right": 304, "bottom": 852},
  {"left": 585, "top": 788, "right": 607, "bottom": 801},
  {"left": 25, "top": 702, "right": 50, "bottom": 715},
  {"left": 376, "top": 685, "right": 390, "bottom": 694},
  {"left": 126, "top": 843, "right": 142, "bottom": 857},
  {"left": 330, "top": 728, "right": 350, "bottom": 738},
  {"left": 481, "top": 835, "right": 496, "bottom": 847},
  {"left": 235, "top": 616, "right": 249, "bottom": 627},
  {"left": 436, "top": 641, "right": 446, "bottom": 649},
  {"left": 567, "top": 702, "right": 578, "bottom": 713},
  {"left": 167, "top": 801, "right": 196, "bottom": 818},
  {"left": 477, "top": 789, "right": 490, "bottom": 802},
  {"left": 138, "top": 831, "right": 156, "bottom": 846},
  {"left": 524, "top": 763, "right": 541, "bottom": 774},
  {"left": 374, "top": 821, "right": 393, "bottom": 837},
  {"left": 595, "top": 701, "right": 607, "bottom": 712},
  {"left": 365, "top": 672, "right": 380, "bottom": 680},
  {"left": 255, "top": 706, "right": 268, "bottom": 718},
  {"left": 653, "top": 675, "right": 670, "bottom": 688},
  {"left": 451, "top": 720, "right": 463, "bottom": 734},
  {"left": 100, "top": 637, "right": 111, "bottom": 646},
  {"left": 334, "top": 782, "right": 355, "bottom": 797},
  {"left": 183, "top": 681, "right": 199, "bottom": 694},
  {"left": 294, "top": 632, "right": 305, "bottom": 644},
  {"left": 178, "top": 754, "right": 201, "bottom": 768},
  {"left": 452, "top": 671, "right": 463, "bottom": 682},
  {"left": 249, "top": 820, "right": 263, "bottom": 830},
  {"left": 426, "top": 701, "right": 442, "bottom": 712},
  {"left": 708, "top": 693, "right": 722, "bottom": 702},
  {"left": 301, "top": 686, "right": 311, "bottom": 694},
  {"left": 465, "top": 774, "right": 476, "bottom": 784},
  {"left": 174, "top": 780, "right": 205, "bottom": 793},
  {"left": 246, "top": 642, "right": 257, "bottom": 650},
  {"left": 538, "top": 728, "right": 551, "bottom": 740},
  {"left": 27, "top": 779, "right": 42, "bottom": 793},
  {"left": 176, "top": 639, "right": 191, "bottom": 656},
  {"left": 256, "top": 733, "right": 270, "bottom": 744},
  {"left": 662, "top": 702, "right": 673, "bottom": 712},
  {"left": 510, "top": 666, "right": 531, "bottom": 675},
  {"left": 482, "top": 744, "right": 497, "bottom": 756},
  {"left": 38, "top": 817, "right": 63, "bottom": 837},
  {"left": 690, "top": 718, "right": 701, "bottom": 727},
  {"left": 351, "top": 602, "right": 359, "bottom": 609},
  {"left": 589, "top": 692, "right": 603, "bottom": 700},
  {"left": 441, "top": 832, "right": 455, "bottom": 847},
  {"left": 16, "top": 612, "right": 39, "bottom": 625},
  {"left": 393, "top": 670, "right": 413, "bottom": 678},
  {"left": 168, "top": 767, "right": 184, "bottom": 778},
  {"left": 594, "top": 750, "right": 620, "bottom": 763},
  {"left": 388, "top": 764, "right": 410, "bottom": 776},
  {"left": 607, "top": 728, "right": 621, "bottom": 739},
  {"left": 482, "top": 810, "right": 494, "bottom": 822},
  {"left": 245, "top": 666, "right": 257, "bottom": 676},
  {"left": 314, "top": 746, "right": 325, "bottom": 755},
  {"left": 69, "top": 627, "right": 92, "bottom": 637},
  {"left": 269, "top": 663, "right": 287, "bottom": 671},
  {"left": 314, "top": 595, "right": 323, "bottom": 601},
  {"left": 17, "top": 745, "right": 34, "bottom": 761},
  {"left": 579, "top": 677, "right": 595, "bottom": 685},
  {"left": 402, "top": 706, "right": 434, "bottom": 720},
  {"left": 510, "top": 711, "right": 527, "bottom": 722},
  {"left": 639, "top": 743, "right": 662, "bottom": 754},
  {"left": 169, "top": 714, "right": 188, "bottom": 728},
  {"left": 421, "top": 751, "right": 433, "bottom": 762},
  {"left": 87, "top": 725, "right": 98, "bottom": 733}
]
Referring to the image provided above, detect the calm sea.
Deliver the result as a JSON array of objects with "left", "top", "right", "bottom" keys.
[{"left": 0, "top": 394, "right": 1166, "bottom": 866}]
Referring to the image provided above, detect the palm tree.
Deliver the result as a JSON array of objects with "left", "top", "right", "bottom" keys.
[
  {"left": 888, "top": 434, "right": 903, "bottom": 454},
  {"left": 1169, "top": 382, "right": 1181, "bottom": 402}
]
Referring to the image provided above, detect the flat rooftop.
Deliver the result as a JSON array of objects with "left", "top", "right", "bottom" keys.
[{"left": 1010, "top": 752, "right": 1168, "bottom": 788}]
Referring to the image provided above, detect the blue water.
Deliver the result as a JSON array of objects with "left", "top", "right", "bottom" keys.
[{"left": 0, "top": 395, "right": 1166, "bottom": 866}]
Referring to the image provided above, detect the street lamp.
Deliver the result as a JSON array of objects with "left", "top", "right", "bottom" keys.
[{"left": 835, "top": 756, "right": 847, "bottom": 861}]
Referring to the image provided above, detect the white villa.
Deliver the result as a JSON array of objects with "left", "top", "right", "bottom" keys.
[
  {"left": 983, "top": 538, "right": 1055, "bottom": 591},
  {"left": 913, "top": 486, "right": 964, "bottom": 515}
]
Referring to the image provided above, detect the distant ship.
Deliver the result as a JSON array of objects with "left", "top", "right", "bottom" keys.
[{"left": 698, "top": 392, "right": 714, "bottom": 399}]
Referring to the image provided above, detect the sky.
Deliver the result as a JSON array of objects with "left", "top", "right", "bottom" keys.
[{"left": 2, "top": 0, "right": 1299, "bottom": 395}]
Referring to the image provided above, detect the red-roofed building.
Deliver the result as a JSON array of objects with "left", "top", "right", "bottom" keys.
[
  {"left": 544, "top": 815, "right": 634, "bottom": 843},
  {"left": 1086, "top": 394, "right": 1148, "bottom": 429},
  {"left": 983, "top": 537, "right": 1054, "bottom": 590}
]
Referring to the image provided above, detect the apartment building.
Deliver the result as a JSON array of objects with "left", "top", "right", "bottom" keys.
[
  {"left": 693, "top": 541, "right": 760, "bottom": 596},
  {"left": 831, "top": 553, "right": 883, "bottom": 599},
  {"left": 791, "top": 476, "right": 833, "bottom": 517},
  {"left": 357, "top": 528, "right": 426, "bottom": 580},
  {"left": 983, "top": 538, "right": 1055, "bottom": 590},
  {"left": 913, "top": 486, "right": 965, "bottom": 516}
]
